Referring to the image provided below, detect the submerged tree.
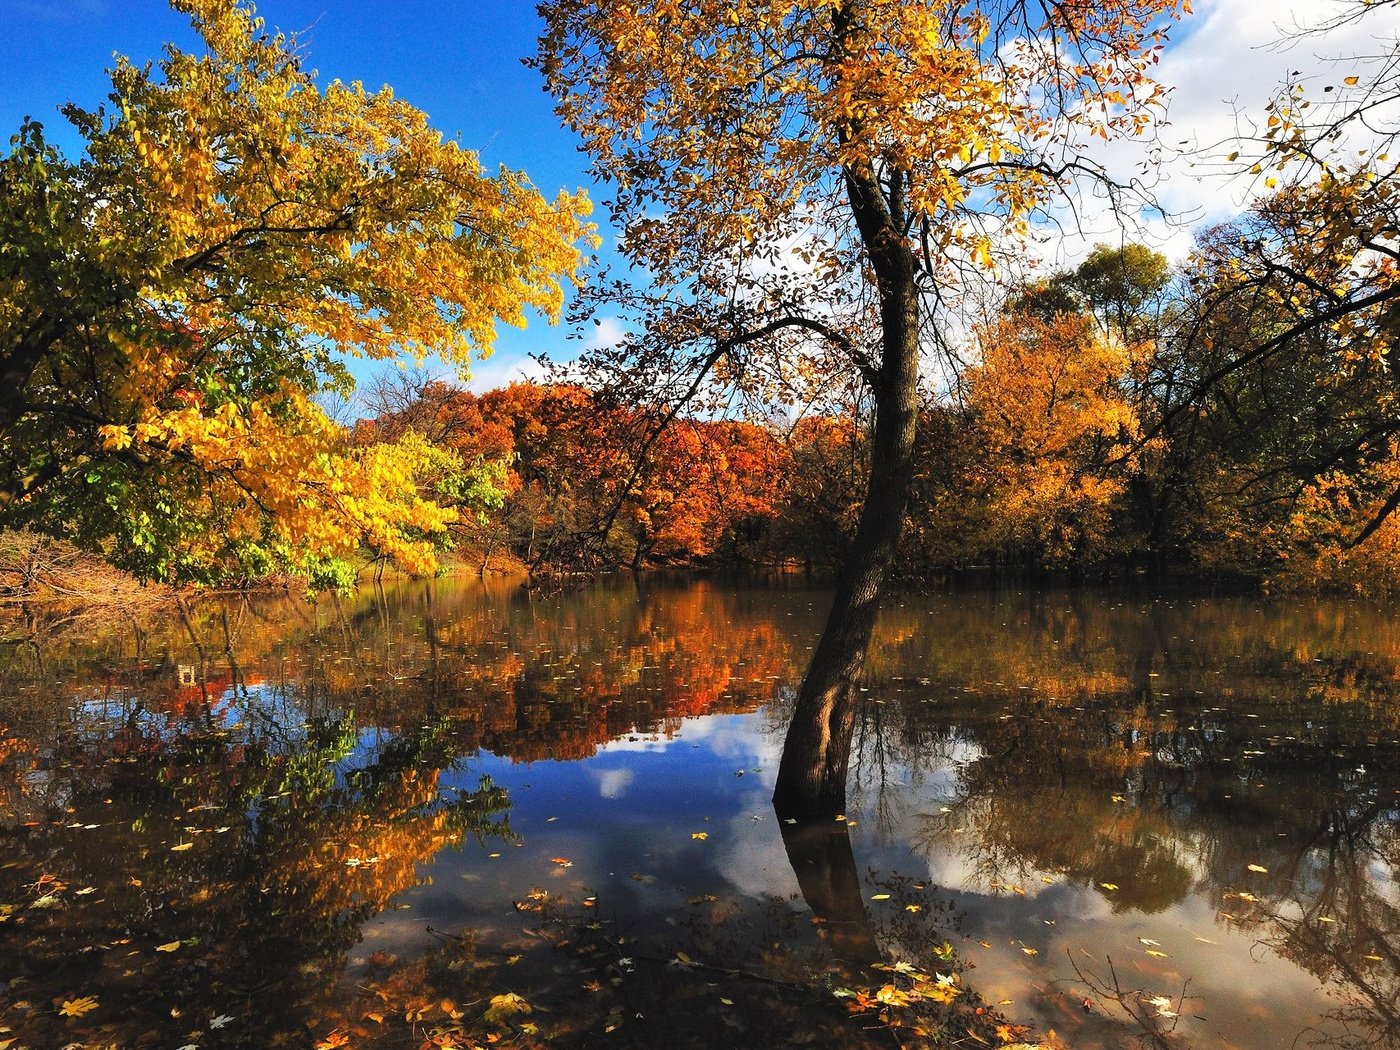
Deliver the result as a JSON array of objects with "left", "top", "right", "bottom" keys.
[
  {"left": 534, "top": 0, "right": 1186, "bottom": 815},
  {"left": 0, "top": 0, "right": 591, "bottom": 585}
]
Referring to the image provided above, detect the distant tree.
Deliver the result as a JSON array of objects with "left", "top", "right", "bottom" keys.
[{"left": 0, "top": 0, "right": 590, "bottom": 586}]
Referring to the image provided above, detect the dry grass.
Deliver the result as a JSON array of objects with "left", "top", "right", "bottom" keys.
[{"left": 0, "top": 531, "right": 170, "bottom": 608}]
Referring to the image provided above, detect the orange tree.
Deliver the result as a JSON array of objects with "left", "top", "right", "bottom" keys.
[
  {"left": 533, "top": 0, "right": 1186, "bottom": 815},
  {"left": 0, "top": 0, "right": 590, "bottom": 586}
]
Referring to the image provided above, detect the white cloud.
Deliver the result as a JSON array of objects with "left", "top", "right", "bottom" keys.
[
  {"left": 462, "top": 350, "right": 549, "bottom": 393},
  {"left": 1030, "top": 0, "right": 1400, "bottom": 268},
  {"left": 589, "top": 767, "right": 635, "bottom": 799}
]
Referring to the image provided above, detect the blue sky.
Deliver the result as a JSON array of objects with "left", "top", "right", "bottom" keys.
[{"left": 3, "top": 0, "right": 1395, "bottom": 392}]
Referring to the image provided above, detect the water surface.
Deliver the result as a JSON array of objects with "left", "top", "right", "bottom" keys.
[{"left": 2, "top": 578, "right": 1398, "bottom": 1048}]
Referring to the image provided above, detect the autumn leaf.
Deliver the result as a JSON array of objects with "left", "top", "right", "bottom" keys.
[
  {"left": 690, "top": 832, "right": 708, "bottom": 840},
  {"left": 483, "top": 992, "right": 532, "bottom": 1025},
  {"left": 58, "top": 995, "right": 100, "bottom": 1018},
  {"left": 156, "top": 941, "right": 182, "bottom": 952}
]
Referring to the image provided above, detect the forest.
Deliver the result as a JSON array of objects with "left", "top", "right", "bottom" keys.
[{"left": 0, "top": 0, "right": 1397, "bottom": 605}]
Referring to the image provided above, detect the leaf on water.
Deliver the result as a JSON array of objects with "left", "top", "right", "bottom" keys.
[
  {"left": 1021, "top": 947, "right": 1038, "bottom": 956},
  {"left": 870, "top": 893, "right": 891, "bottom": 900},
  {"left": 156, "top": 941, "right": 182, "bottom": 953},
  {"left": 690, "top": 832, "right": 708, "bottom": 840},
  {"left": 1139, "top": 938, "right": 1161, "bottom": 946},
  {"left": 58, "top": 995, "right": 99, "bottom": 1017},
  {"left": 720, "top": 998, "right": 734, "bottom": 1006},
  {"left": 1247, "top": 864, "right": 1268, "bottom": 873},
  {"left": 550, "top": 857, "right": 573, "bottom": 866},
  {"left": 1145, "top": 950, "right": 1169, "bottom": 958},
  {"left": 170, "top": 842, "right": 193, "bottom": 852},
  {"left": 488, "top": 852, "right": 501, "bottom": 858},
  {"left": 905, "top": 904, "right": 923, "bottom": 912},
  {"left": 1100, "top": 882, "right": 1119, "bottom": 891},
  {"left": 209, "top": 1014, "right": 235, "bottom": 1028},
  {"left": 483, "top": 992, "right": 532, "bottom": 1024}
]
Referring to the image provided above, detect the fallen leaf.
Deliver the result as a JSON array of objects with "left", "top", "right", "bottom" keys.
[
  {"left": 209, "top": 1014, "right": 235, "bottom": 1028},
  {"left": 1100, "top": 882, "right": 1119, "bottom": 891},
  {"left": 690, "top": 832, "right": 708, "bottom": 841},
  {"left": 170, "top": 842, "right": 193, "bottom": 852},
  {"left": 870, "top": 893, "right": 891, "bottom": 901},
  {"left": 156, "top": 941, "right": 182, "bottom": 953},
  {"left": 1145, "top": 950, "right": 1169, "bottom": 959},
  {"left": 1247, "top": 864, "right": 1268, "bottom": 873},
  {"left": 549, "top": 857, "right": 573, "bottom": 867},
  {"left": 58, "top": 995, "right": 99, "bottom": 1017}
]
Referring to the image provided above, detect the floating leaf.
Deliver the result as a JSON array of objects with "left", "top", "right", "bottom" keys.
[
  {"left": 58, "top": 995, "right": 99, "bottom": 1017},
  {"left": 550, "top": 856, "right": 573, "bottom": 866},
  {"left": 156, "top": 941, "right": 182, "bottom": 953},
  {"left": 1145, "top": 949, "right": 1169, "bottom": 958},
  {"left": 1247, "top": 864, "right": 1268, "bottom": 873},
  {"left": 690, "top": 832, "right": 708, "bottom": 840},
  {"left": 170, "top": 842, "right": 193, "bottom": 852},
  {"left": 870, "top": 893, "right": 891, "bottom": 900},
  {"left": 1100, "top": 882, "right": 1119, "bottom": 891},
  {"left": 483, "top": 992, "right": 532, "bottom": 1025}
]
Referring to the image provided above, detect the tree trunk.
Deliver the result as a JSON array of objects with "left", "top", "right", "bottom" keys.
[{"left": 772, "top": 150, "right": 920, "bottom": 819}]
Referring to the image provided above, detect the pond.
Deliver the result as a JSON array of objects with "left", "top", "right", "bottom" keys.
[{"left": 1, "top": 577, "right": 1398, "bottom": 1049}]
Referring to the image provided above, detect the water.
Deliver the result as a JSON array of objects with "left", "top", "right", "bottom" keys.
[{"left": 1, "top": 577, "right": 1397, "bottom": 1048}]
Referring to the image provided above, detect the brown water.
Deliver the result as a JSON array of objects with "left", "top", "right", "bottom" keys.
[{"left": 1, "top": 577, "right": 1398, "bottom": 1049}]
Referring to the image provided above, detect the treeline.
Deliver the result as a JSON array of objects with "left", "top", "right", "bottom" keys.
[{"left": 369, "top": 223, "right": 1400, "bottom": 594}]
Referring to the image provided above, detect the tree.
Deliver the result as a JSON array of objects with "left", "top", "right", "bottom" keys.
[
  {"left": 0, "top": 0, "right": 591, "bottom": 585},
  {"left": 962, "top": 310, "right": 1144, "bottom": 565},
  {"left": 534, "top": 0, "right": 1185, "bottom": 816}
]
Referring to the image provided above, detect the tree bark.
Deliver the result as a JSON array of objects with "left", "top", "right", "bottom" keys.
[{"left": 772, "top": 150, "right": 920, "bottom": 819}]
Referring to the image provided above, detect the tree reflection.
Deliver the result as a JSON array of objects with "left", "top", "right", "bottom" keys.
[{"left": 0, "top": 701, "right": 510, "bottom": 1048}]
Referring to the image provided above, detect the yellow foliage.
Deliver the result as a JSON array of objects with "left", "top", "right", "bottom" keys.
[{"left": 963, "top": 312, "right": 1144, "bottom": 563}]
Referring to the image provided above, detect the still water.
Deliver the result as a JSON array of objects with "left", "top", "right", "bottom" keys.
[{"left": 1, "top": 577, "right": 1398, "bottom": 1049}]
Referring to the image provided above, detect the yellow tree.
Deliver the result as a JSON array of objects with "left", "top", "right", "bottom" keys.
[
  {"left": 0, "top": 0, "right": 591, "bottom": 585},
  {"left": 963, "top": 311, "right": 1144, "bottom": 564},
  {"left": 535, "top": 0, "right": 1185, "bottom": 815}
]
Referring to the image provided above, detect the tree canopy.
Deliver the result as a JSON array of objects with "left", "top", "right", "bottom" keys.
[{"left": 0, "top": 0, "right": 591, "bottom": 586}]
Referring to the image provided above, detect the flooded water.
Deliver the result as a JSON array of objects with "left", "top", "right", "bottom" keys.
[{"left": 1, "top": 577, "right": 1398, "bottom": 1049}]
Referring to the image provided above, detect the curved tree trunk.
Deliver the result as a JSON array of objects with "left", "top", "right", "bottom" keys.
[{"left": 773, "top": 149, "right": 920, "bottom": 819}]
